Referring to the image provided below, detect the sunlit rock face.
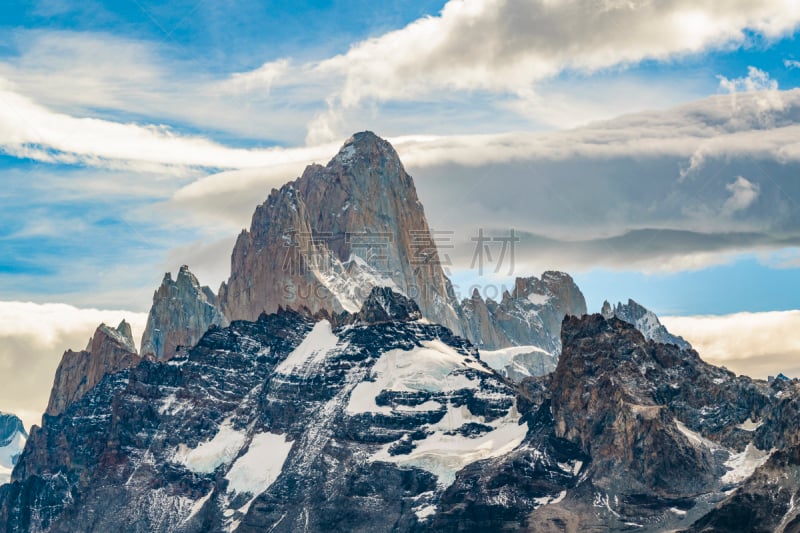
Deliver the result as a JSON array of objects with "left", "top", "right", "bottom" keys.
[
  {"left": 601, "top": 298, "right": 690, "bottom": 350},
  {"left": 46, "top": 320, "right": 140, "bottom": 417}
]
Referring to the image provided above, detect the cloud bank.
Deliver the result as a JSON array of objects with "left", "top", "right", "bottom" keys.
[{"left": 663, "top": 311, "right": 800, "bottom": 379}]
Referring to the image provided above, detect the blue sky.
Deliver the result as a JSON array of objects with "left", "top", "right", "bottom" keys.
[{"left": 0, "top": 0, "right": 800, "bottom": 318}]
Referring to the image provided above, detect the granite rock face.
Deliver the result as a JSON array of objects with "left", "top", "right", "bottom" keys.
[
  {"left": 45, "top": 320, "right": 140, "bottom": 416},
  {"left": 463, "top": 271, "right": 587, "bottom": 353},
  {"left": 462, "top": 271, "right": 586, "bottom": 379},
  {"left": 602, "top": 298, "right": 690, "bottom": 349},
  {"left": 530, "top": 314, "right": 775, "bottom": 530},
  {"left": 141, "top": 265, "right": 227, "bottom": 361},
  {"left": 218, "top": 131, "right": 464, "bottom": 335}
]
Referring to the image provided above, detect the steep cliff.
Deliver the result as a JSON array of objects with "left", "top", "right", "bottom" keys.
[
  {"left": 45, "top": 320, "right": 140, "bottom": 416},
  {"left": 218, "top": 131, "right": 464, "bottom": 335},
  {"left": 141, "top": 265, "right": 226, "bottom": 361}
]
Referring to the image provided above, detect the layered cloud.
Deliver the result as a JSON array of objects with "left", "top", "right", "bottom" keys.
[
  {"left": 302, "top": 0, "right": 800, "bottom": 140},
  {"left": 165, "top": 88, "right": 800, "bottom": 275},
  {"left": 663, "top": 311, "right": 800, "bottom": 378},
  {"left": 0, "top": 301, "right": 146, "bottom": 430},
  {"left": 327, "top": 0, "right": 800, "bottom": 101},
  {"left": 0, "top": 83, "right": 339, "bottom": 174}
]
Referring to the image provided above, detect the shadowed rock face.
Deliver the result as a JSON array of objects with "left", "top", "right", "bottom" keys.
[
  {"left": 141, "top": 265, "right": 227, "bottom": 361},
  {"left": 218, "top": 131, "right": 464, "bottom": 335},
  {"left": 552, "top": 315, "right": 718, "bottom": 497},
  {"left": 45, "top": 320, "right": 140, "bottom": 416}
]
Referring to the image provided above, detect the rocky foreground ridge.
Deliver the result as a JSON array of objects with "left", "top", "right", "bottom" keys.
[{"left": 1, "top": 290, "right": 795, "bottom": 532}]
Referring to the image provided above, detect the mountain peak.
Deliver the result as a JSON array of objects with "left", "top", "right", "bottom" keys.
[
  {"left": 601, "top": 298, "right": 690, "bottom": 349},
  {"left": 220, "top": 133, "right": 463, "bottom": 334},
  {"left": 354, "top": 286, "right": 422, "bottom": 324},
  {"left": 330, "top": 131, "right": 402, "bottom": 170},
  {"left": 46, "top": 320, "right": 141, "bottom": 416},
  {"left": 141, "top": 265, "right": 226, "bottom": 361}
]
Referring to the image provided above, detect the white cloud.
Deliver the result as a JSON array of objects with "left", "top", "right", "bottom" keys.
[
  {"left": 718, "top": 66, "right": 779, "bottom": 93},
  {"left": 784, "top": 59, "right": 800, "bottom": 69},
  {"left": 663, "top": 311, "right": 800, "bottom": 379},
  {"left": 169, "top": 88, "right": 800, "bottom": 232},
  {"left": 0, "top": 302, "right": 147, "bottom": 430},
  {"left": 0, "top": 83, "right": 337, "bottom": 174},
  {"left": 217, "top": 59, "right": 292, "bottom": 94},
  {"left": 303, "top": 0, "right": 800, "bottom": 141},
  {"left": 723, "top": 176, "right": 760, "bottom": 214}
]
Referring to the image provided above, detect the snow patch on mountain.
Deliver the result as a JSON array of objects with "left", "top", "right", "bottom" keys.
[
  {"left": 479, "top": 345, "right": 555, "bottom": 379},
  {"left": 721, "top": 443, "right": 773, "bottom": 485},
  {"left": 225, "top": 432, "right": 294, "bottom": 495},
  {"left": 526, "top": 293, "right": 550, "bottom": 306},
  {"left": 346, "top": 340, "right": 489, "bottom": 415},
  {"left": 276, "top": 320, "right": 342, "bottom": 375},
  {"left": 371, "top": 402, "right": 527, "bottom": 487},
  {"left": 173, "top": 419, "right": 247, "bottom": 474},
  {"left": 0, "top": 413, "right": 27, "bottom": 485}
]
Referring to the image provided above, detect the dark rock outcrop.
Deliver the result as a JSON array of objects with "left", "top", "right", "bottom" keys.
[
  {"left": 0, "top": 303, "right": 792, "bottom": 532},
  {"left": 1, "top": 291, "right": 538, "bottom": 532},
  {"left": 45, "top": 320, "right": 140, "bottom": 416},
  {"left": 140, "top": 265, "right": 227, "bottom": 361},
  {"left": 528, "top": 314, "right": 775, "bottom": 530},
  {"left": 353, "top": 286, "right": 422, "bottom": 324}
]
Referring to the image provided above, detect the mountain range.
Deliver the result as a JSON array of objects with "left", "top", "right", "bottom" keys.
[{"left": 0, "top": 132, "right": 794, "bottom": 532}]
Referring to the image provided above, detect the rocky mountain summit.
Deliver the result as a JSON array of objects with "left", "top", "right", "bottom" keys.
[
  {"left": 218, "top": 131, "right": 464, "bottom": 335},
  {"left": 141, "top": 265, "right": 227, "bottom": 361},
  {"left": 0, "top": 414, "right": 26, "bottom": 486},
  {"left": 602, "top": 298, "right": 690, "bottom": 349},
  {"left": 130, "top": 133, "right": 584, "bottom": 380},
  {"left": 45, "top": 320, "right": 140, "bottom": 416}
]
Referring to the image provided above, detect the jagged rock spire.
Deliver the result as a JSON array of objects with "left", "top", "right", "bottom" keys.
[
  {"left": 46, "top": 320, "right": 140, "bottom": 416},
  {"left": 218, "top": 131, "right": 464, "bottom": 334},
  {"left": 141, "top": 265, "right": 226, "bottom": 361}
]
